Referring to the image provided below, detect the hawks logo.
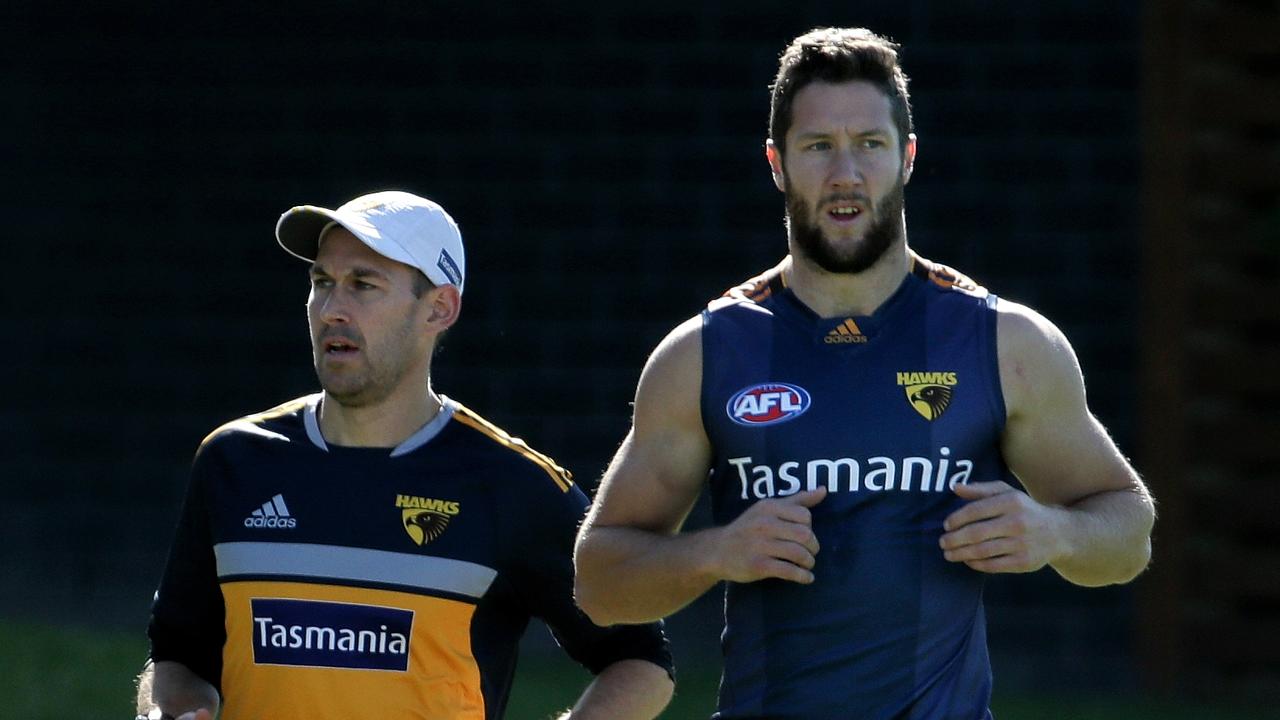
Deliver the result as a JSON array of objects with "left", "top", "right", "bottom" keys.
[
  {"left": 727, "top": 382, "right": 811, "bottom": 426},
  {"left": 395, "top": 494, "right": 461, "bottom": 546},
  {"left": 896, "top": 371, "right": 958, "bottom": 421}
]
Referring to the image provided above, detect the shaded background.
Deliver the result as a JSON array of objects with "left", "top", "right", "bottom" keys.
[{"left": 3, "top": 0, "right": 1277, "bottom": 713}]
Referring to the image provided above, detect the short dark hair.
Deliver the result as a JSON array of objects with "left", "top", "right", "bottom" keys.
[{"left": 769, "top": 27, "right": 914, "bottom": 156}]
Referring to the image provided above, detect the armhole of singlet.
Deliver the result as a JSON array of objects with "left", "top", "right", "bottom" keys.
[
  {"left": 982, "top": 293, "right": 1009, "bottom": 431},
  {"left": 698, "top": 308, "right": 714, "bottom": 444}
]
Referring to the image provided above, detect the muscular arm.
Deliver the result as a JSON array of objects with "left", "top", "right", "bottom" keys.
[
  {"left": 939, "top": 301, "right": 1155, "bottom": 586},
  {"left": 558, "top": 658, "right": 674, "bottom": 720},
  {"left": 135, "top": 660, "right": 219, "bottom": 720},
  {"left": 574, "top": 317, "right": 824, "bottom": 626}
]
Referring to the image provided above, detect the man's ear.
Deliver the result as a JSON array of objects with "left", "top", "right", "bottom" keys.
[
  {"left": 426, "top": 285, "right": 462, "bottom": 331},
  {"left": 902, "top": 133, "right": 918, "bottom": 184},
  {"left": 765, "top": 139, "right": 786, "bottom": 192}
]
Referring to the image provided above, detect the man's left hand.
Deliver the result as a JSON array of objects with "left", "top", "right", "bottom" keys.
[{"left": 939, "top": 481, "right": 1068, "bottom": 573}]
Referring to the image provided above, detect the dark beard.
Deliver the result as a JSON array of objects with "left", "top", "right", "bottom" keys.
[{"left": 786, "top": 177, "right": 906, "bottom": 274}]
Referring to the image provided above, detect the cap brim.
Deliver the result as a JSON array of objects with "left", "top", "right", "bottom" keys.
[{"left": 275, "top": 206, "right": 347, "bottom": 262}]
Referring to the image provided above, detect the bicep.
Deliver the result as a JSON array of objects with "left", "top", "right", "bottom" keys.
[
  {"left": 998, "top": 304, "right": 1141, "bottom": 507},
  {"left": 588, "top": 318, "right": 712, "bottom": 535}
]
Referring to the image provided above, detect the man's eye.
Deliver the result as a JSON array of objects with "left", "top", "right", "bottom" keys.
[
  {"left": 312, "top": 277, "right": 333, "bottom": 288},
  {"left": 355, "top": 281, "right": 377, "bottom": 290},
  {"left": 805, "top": 141, "right": 832, "bottom": 151},
  {"left": 862, "top": 139, "right": 885, "bottom": 149}
]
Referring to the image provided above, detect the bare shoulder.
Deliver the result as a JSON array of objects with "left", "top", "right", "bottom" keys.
[
  {"left": 995, "top": 299, "right": 1086, "bottom": 419},
  {"left": 590, "top": 314, "right": 711, "bottom": 530},
  {"left": 648, "top": 314, "right": 702, "bottom": 367},
  {"left": 635, "top": 314, "right": 703, "bottom": 415},
  {"left": 995, "top": 299, "right": 1075, "bottom": 367}
]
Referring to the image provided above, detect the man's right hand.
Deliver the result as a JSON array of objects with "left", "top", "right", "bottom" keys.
[
  {"left": 712, "top": 487, "right": 827, "bottom": 584},
  {"left": 136, "top": 661, "right": 220, "bottom": 720}
]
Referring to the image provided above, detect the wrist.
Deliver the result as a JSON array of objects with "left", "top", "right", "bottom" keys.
[
  {"left": 1046, "top": 504, "right": 1078, "bottom": 566},
  {"left": 691, "top": 525, "right": 730, "bottom": 583}
]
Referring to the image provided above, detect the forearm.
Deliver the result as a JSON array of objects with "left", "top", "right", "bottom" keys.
[
  {"left": 575, "top": 524, "right": 723, "bottom": 625},
  {"left": 136, "top": 661, "right": 220, "bottom": 718},
  {"left": 1050, "top": 486, "right": 1155, "bottom": 586},
  {"left": 558, "top": 659, "right": 674, "bottom": 720}
]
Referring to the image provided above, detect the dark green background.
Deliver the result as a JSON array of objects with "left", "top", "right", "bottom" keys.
[{"left": 4, "top": 0, "right": 1260, "bottom": 716}]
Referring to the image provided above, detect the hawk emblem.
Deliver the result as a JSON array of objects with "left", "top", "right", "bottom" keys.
[
  {"left": 402, "top": 509, "right": 452, "bottom": 546},
  {"left": 904, "top": 384, "right": 953, "bottom": 421}
]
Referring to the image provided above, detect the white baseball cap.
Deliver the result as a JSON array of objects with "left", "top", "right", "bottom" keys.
[{"left": 276, "top": 190, "right": 466, "bottom": 293}]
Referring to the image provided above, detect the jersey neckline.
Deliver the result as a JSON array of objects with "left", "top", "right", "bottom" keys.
[
  {"left": 773, "top": 268, "right": 922, "bottom": 343},
  {"left": 302, "top": 393, "right": 458, "bottom": 457}
]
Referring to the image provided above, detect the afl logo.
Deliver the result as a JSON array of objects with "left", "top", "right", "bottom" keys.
[{"left": 727, "top": 383, "right": 812, "bottom": 426}]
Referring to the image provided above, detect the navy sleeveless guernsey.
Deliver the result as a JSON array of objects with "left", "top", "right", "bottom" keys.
[{"left": 700, "top": 254, "right": 1012, "bottom": 720}]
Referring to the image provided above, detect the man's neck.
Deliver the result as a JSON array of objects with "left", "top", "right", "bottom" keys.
[
  {"left": 784, "top": 240, "right": 911, "bottom": 318},
  {"left": 318, "top": 383, "right": 442, "bottom": 448}
]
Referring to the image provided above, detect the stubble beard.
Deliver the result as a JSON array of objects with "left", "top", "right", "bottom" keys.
[
  {"left": 312, "top": 315, "right": 421, "bottom": 409},
  {"left": 786, "top": 175, "right": 907, "bottom": 275}
]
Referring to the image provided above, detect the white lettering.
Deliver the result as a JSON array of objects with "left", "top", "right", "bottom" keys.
[
  {"left": 865, "top": 457, "right": 894, "bottom": 491},
  {"left": 901, "top": 457, "right": 933, "bottom": 491},
  {"left": 305, "top": 626, "right": 335, "bottom": 649},
  {"left": 934, "top": 448, "right": 952, "bottom": 492},
  {"left": 727, "top": 452, "right": 979, "bottom": 499},
  {"left": 777, "top": 461, "right": 801, "bottom": 496},
  {"left": 338, "top": 629, "right": 356, "bottom": 651},
  {"left": 949, "top": 460, "right": 974, "bottom": 489},
  {"left": 729, "top": 457, "right": 753, "bottom": 500},
  {"left": 806, "top": 458, "right": 859, "bottom": 492},
  {"left": 736, "top": 391, "right": 804, "bottom": 417},
  {"left": 252, "top": 617, "right": 409, "bottom": 657},
  {"left": 752, "top": 465, "right": 776, "bottom": 498}
]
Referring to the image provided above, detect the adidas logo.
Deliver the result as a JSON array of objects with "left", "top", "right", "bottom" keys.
[
  {"left": 824, "top": 318, "right": 868, "bottom": 344},
  {"left": 244, "top": 493, "right": 297, "bottom": 529}
]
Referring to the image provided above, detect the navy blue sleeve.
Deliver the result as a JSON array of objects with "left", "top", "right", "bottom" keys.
[
  {"left": 515, "top": 480, "right": 674, "bottom": 679},
  {"left": 147, "top": 441, "right": 227, "bottom": 691}
]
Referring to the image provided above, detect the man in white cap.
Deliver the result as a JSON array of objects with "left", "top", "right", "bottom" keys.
[{"left": 135, "top": 191, "right": 674, "bottom": 720}]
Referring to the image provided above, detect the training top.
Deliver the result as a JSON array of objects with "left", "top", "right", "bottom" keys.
[
  {"left": 701, "top": 254, "right": 1012, "bottom": 720},
  {"left": 148, "top": 395, "right": 671, "bottom": 720}
]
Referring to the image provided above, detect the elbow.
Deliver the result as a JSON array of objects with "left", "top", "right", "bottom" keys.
[
  {"left": 1076, "top": 487, "right": 1157, "bottom": 586},
  {"left": 1116, "top": 499, "right": 1157, "bottom": 583},
  {"left": 1060, "top": 536, "right": 1153, "bottom": 587},
  {"left": 1119, "top": 536, "right": 1153, "bottom": 584},
  {"left": 573, "top": 539, "right": 619, "bottom": 627},
  {"left": 574, "top": 557, "right": 628, "bottom": 627},
  {"left": 1104, "top": 541, "right": 1153, "bottom": 586},
  {"left": 1107, "top": 544, "right": 1153, "bottom": 586},
  {"left": 574, "top": 578, "right": 614, "bottom": 627}
]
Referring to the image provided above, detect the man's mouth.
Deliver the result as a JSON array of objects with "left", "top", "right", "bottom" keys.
[
  {"left": 323, "top": 337, "right": 361, "bottom": 355},
  {"left": 827, "top": 203, "right": 865, "bottom": 222}
]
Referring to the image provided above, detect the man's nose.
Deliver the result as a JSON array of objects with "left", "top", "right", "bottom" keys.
[
  {"left": 318, "top": 289, "right": 352, "bottom": 324},
  {"left": 829, "top": 149, "right": 864, "bottom": 188}
]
